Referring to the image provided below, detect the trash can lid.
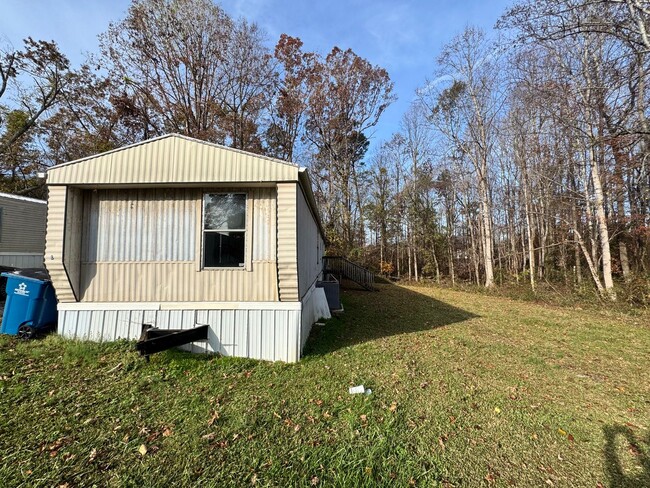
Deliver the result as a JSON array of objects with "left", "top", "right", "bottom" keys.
[{"left": 1, "top": 268, "right": 51, "bottom": 282}]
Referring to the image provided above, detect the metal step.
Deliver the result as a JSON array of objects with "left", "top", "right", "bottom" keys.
[{"left": 136, "top": 324, "right": 209, "bottom": 359}]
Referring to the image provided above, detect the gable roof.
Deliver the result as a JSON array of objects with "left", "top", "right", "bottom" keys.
[{"left": 47, "top": 133, "right": 299, "bottom": 186}]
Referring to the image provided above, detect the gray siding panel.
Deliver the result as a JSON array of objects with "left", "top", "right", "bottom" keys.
[
  {"left": 0, "top": 194, "right": 46, "bottom": 255},
  {"left": 0, "top": 254, "right": 44, "bottom": 268}
]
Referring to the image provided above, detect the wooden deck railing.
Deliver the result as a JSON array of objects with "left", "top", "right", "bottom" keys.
[{"left": 323, "top": 256, "right": 375, "bottom": 291}]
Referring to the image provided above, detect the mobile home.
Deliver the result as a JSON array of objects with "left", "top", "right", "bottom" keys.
[{"left": 44, "top": 134, "right": 330, "bottom": 362}]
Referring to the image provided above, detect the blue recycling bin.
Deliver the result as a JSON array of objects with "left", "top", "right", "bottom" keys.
[{"left": 1, "top": 269, "right": 57, "bottom": 339}]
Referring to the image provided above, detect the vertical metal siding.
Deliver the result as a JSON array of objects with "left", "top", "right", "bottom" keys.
[
  {"left": 80, "top": 259, "right": 278, "bottom": 302},
  {"left": 64, "top": 188, "right": 83, "bottom": 298},
  {"left": 82, "top": 188, "right": 197, "bottom": 262},
  {"left": 276, "top": 183, "right": 299, "bottom": 301},
  {"left": 58, "top": 306, "right": 302, "bottom": 362},
  {"left": 77, "top": 187, "right": 277, "bottom": 302},
  {"left": 252, "top": 187, "right": 276, "bottom": 261},
  {"left": 297, "top": 187, "right": 323, "bottom": 298}
]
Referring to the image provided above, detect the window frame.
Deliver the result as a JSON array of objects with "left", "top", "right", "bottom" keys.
[{"left": 201, "top": 192, "right": 248, "bottom": 270}]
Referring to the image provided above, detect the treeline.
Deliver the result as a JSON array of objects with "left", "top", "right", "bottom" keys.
[
  {"left": 0, "top": 0, "right": 394, "bottom": 250},
  {"left": 361, "top": 0, "right": 650, "bottom": 302},
  {"left": 2, "top": 0, "right": 649, "bottom": 302}
]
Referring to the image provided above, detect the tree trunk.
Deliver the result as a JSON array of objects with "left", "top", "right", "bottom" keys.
[
  {"left": 478, "top": 161, "right": 495, "bottom": 287},
  {"left": 432, "top": 244, "right": 440, "bottom": 283},
  {"left": 522, "top": 160, "right": 536, "bottom": 292},
  {"left": 588, "top": 140, "right": 616, "bottom": 300},
  {"left": 573, "top": 228, "right": 606, "bottom": 297}
]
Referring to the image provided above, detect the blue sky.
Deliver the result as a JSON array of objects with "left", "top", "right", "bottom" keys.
[{"left": 1, "top": 0, "right": 513, "bottom": 147}]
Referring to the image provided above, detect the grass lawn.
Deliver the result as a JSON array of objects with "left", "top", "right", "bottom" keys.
[{"left": 1, "top": 283, "right": 649, "bottom": 487}]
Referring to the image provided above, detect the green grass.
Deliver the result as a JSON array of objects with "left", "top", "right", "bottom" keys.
[{"left": 1, "top": 283, "right": 649, "bottom": 487}]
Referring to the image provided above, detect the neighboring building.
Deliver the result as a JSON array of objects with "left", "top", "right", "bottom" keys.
[
  {"left": 44, "top": 134, "right": 330, "bottom": 362},
  {"left": 0, "top": 192, "right": 47, "bottom": 269}
]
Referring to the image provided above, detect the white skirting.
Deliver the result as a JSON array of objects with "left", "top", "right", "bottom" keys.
[
  {"left": 299, "top": 285, "right": 331, "bottom": 352},
  {"left": 57, "top": 296, "right": 332, "bottom": 362}
]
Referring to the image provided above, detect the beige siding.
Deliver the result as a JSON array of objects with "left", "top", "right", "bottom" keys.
[
  {"left": 297, "top": 186, "right": 324, "bottom": 298},
  {"left": 45, "top": 187, "right": 76, "bottom": 302},
  {"left": 0, "top": 194, "right": 46, "bottom": 254},
  {"left": 80, "top": 261, "right": 278, "bottom": 302},
  {"left": 276, "top": 183, "right": 298, "bottom": 301},
  {"left": 48, "top": 134, "right": 298, "bottom": 186},
  {"left": 82, "top": 188, "right": 197, "bottom": 262},
  {"left": 77, "top": 187, "right": 277, "bottom": 302},
  {"left": 252, "top": 187, "right": 276, "bottom": 261}
]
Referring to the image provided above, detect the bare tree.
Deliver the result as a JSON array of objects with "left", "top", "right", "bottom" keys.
[{"left": 423, "top": 27, "right": 504, "bottom": 287}]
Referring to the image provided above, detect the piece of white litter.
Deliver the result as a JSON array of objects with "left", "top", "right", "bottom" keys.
[
  {"left": 349, "top": 385, "right": 365, "bottom": 394},
  {"left": 365, "top": 388, "right": 372, "bottom": 395}
]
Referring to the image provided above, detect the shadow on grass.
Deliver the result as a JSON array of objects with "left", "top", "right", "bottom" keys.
[
  {"left": 304, "top": 281, "right": 478, "bottom": 357},
  {"left": 604, "top": 424, "right": 650, "bottom": 488}
]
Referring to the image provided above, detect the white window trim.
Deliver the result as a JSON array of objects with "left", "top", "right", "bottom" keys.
[{"left": 200, "top": 191, "right": 251, "bottom": 271}]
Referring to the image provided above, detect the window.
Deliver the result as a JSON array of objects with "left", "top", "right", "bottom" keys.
[{"left": 202, "top": 193, "right": 246, "bottom": 268}]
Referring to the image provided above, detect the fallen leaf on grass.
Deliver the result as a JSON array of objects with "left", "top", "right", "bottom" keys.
[
  {"left": 389, "top": 402, "right": 398, "bottom": 413},
  {"left": 162, "top": 427, "right": 173, "bottom": 437},
  {"left": 88, "top": 448, "right": 97, "bottom": 462},
  {"left": 207, "top": 411, "right": 220, "bottom": 426},
  {"left": 138, "top": 444, "right": 147, "bottom": 456}
]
